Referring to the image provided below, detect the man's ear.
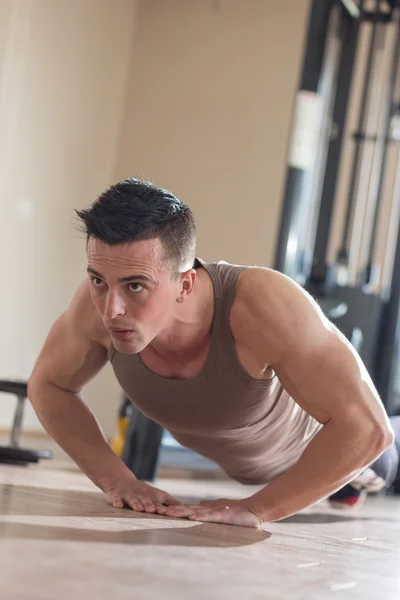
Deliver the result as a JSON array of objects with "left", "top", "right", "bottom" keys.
[{"left": 176, "top": 269, "right": 196, "bottom": 303}]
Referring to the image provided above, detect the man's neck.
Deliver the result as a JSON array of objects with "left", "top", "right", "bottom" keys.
[{"left": 147, "top": 268, "right": 214, "bottom": 362}]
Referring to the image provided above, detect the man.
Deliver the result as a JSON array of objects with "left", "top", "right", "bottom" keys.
[{"left": 28, "top": 179, "right": 398, "bottom": 529}]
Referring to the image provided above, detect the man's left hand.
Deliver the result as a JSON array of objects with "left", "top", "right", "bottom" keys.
[{"left": 156, "top": 498, "right": 263, "bottom": 528}]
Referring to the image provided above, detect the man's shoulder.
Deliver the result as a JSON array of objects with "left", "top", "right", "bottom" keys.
[
  {"left": 231, "top": 265, "right": 329, "bottom": 357},
  {"left": 231, "top": 266, "right": 315, "bottom": 337},
  {"left": 235, "top": 265, "right": 292, "bottom": 300},
  {"left": 68, "top": 279, "right": 110, "bottom": 348}
]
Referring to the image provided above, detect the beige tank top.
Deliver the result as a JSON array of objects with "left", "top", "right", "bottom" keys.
[{"left": 108, "top": 259, "right": 321, "bottom": 485}]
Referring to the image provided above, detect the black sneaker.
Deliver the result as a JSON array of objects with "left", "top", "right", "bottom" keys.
[
  {"left": 329, "top": 467, "right": 386, "bottom": 508},
  {"left": 329, "top": 484, "right": 366, "bottom": 508}
]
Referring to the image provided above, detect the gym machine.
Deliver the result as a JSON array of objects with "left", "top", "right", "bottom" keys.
[
  {"left": 0, "top": 380, "right": 52, "bottom": 465},
  {"left": 275, "top": 0, "right": 400, "bottom": 412}
]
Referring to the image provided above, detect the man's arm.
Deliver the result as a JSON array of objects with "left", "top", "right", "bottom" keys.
[
  {"left": 28, "top": 280, "right": 127, "bottom": 488},
  {"left": 164, "top": 268, "right": 394, "bottom": 527},
  {"left": 28, "top": 280, "right": 180, "bottom": 512},
  {"left": 236, "top": 268, "right": 394, "bottom": 522}
]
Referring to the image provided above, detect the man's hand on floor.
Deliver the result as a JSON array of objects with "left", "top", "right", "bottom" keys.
[
  {"left": 103, "top": 475, "right": 182, "bottom": 513},
  {"left": 157, "top": 498, "right": 263, "bottom": 528}
]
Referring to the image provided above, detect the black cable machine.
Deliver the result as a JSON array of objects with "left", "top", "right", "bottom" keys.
[{"left": 275, "top": 0, "right": 400, "bottom": 412}]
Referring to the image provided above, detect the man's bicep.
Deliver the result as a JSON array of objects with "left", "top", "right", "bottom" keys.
[
  {"left": 29, "top": 310, "right": 109, "bottom": 395},
  {"left": 273, "top": 326, "right": 375, "bottom": 425},
  {"left": 267, "top": 287, "right": 387, "bottom": 430},
  {"left": 240, "top": 269, "right": 386, "bottom": 427}
]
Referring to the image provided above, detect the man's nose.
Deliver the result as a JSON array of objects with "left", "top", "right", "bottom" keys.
[{"left": 104, "top": 290, "right": 127, "bottom": 319}]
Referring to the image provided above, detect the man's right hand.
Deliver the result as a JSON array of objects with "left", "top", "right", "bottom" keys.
[{"left": 103, "top": 475, "right": 182, "bottom": 513}]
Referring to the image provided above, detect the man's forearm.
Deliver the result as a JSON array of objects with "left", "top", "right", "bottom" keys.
[
  {"left": 28, "top": 379, "right": 133, "bottom": 490},
  {"left": 244, "top": 419, "right": 391, "bottom": 523}
]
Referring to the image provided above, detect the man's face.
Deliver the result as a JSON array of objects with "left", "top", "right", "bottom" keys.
[{"left": 87, "top": 237, "right": 190, "bottom": 354}]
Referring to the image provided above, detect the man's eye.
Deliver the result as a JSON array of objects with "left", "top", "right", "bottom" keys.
[
  {"left": 91, "top": 277, "right": 104, "bottom": 287},
  {"left": 129, "top": 283, "right": 144, "bottom": 293}
]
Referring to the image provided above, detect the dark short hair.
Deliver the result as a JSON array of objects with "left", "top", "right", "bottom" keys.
[{"left": 76, "top": 178, "right": 196, "bottom": 274}]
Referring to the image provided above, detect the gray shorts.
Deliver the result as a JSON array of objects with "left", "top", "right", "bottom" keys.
[{"left": 371, "top": 416, "right": 400, "bottom": 488}]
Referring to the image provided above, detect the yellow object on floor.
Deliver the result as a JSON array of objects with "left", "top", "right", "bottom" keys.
[{"left": 111, "top": 416, "right": 129, "bottom": 456}]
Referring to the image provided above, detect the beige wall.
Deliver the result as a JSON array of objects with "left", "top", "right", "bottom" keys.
[
  {"left": 0, "top": 0, "right": 138, "bottom": 433},
  {"left": 1, "top": 0, "right": 310, "bottom": 437},
  {"left": 115, "top": 0, "right": 311, "bottom": 266}
]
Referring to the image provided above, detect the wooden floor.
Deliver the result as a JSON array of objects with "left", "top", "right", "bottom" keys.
[{"left": 1, "top": 463, "right": 399, "bottom": 600}]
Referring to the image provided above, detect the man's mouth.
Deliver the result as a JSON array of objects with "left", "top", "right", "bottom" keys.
[{"left": 110, "top": 329, "right": 134, "bottom": 339}]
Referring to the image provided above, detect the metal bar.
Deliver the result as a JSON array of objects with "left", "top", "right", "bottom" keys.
[
  {"left": 354, "top": 22, "right": 388, "bottom": 286},
  {"left": 338, "top": 0, "right": 381, "bottom": 261},
  {"left": 311, "top": 4, "right": 361, "bottom": 274},
  {"left": 9, "top": 396, "right": 25, "bottom": 448},
  {"left": 366, "top": 15, "right": 400, "bottom": 267},
  {"left": 302, "top": 5, "right": 343, "bottom": 281},
  {"left": 274, "top": 170, "right": 307, "bottom": 277},
  {"left": 274, "top": 0, "right": 335, "bottom": 275},
  {"left": 381, "top": 145, "right": 400, "bottom": 297},
  {"left": 376, "top": 194, "right": 400, "bottom": 410},
  {"left": 362, "top": 11, "right": 393, "bottom": 22},
  {"left": 301, "top": 0, "right": 337, "bottom": 91}
]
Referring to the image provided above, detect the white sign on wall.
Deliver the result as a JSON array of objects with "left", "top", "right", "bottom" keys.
[{"left": 287, "top": 90, "right": 323, "bottom": 170}]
